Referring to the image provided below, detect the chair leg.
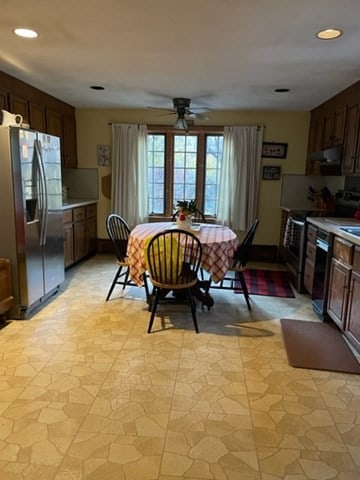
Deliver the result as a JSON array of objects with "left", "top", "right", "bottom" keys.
[
  {"left": 236, "top": 271, "right": 251, "bottom": 310},
  {"left": 106, "top": 266, "right": 123, "bottom": 301},
  {"left": 187, "top": 288, "right": 199, "bottom": 333},
  {"left": 148, "top": 288, "right": 160, "bottom": 333},
  {"left": 122, "top": 268, "right": 130, "bottom": 290}
]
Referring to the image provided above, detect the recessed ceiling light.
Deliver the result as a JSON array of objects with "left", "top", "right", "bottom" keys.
[
  {"left": 316, "top": 28, "right": 342, "bottom": 40},
  {"left": 274, "top": 88, "right": 289, "bottom": 93},
  {"left": 13, "top": 28, "right": 38, "bottom": 38},
  {"left": 90, "top": 85, "right": 105, "bottom": 90}
]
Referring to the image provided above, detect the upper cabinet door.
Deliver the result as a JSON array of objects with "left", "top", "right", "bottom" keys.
[
  {"left": 0, "top": 88, "right": 8, "bottom": 110},
  {"left": 8, "top": 94, "right": 29, "bottom": 124},
  {"left": 322, "top": 106, "right": 346, "bottom": 149},
  {"left": 46, "top": 109, "right": 63, "bottom": 137},
  {"left": 29, "top": 103, "right": 46, "bottom": 132},
  {"left": 342, "top": 103, "right": 360, "bottom": 175}
]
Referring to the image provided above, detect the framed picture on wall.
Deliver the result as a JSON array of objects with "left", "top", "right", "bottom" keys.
[
  {"left": 262, "top": 142, "right": 288, "bottom": 159},
  {"left": 97, "top": 144, "right": 111, "bottom": 166},
  {"left": 262, "top": 165, "right": 281, "bottom": 180}
]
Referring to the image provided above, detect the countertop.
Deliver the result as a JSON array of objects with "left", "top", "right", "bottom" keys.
[
  {"left": 306, "top": 216, "right": 360, "bottom": 246},
  {"left": 62, "top": 199, "right": 98, "bottom": 210}
]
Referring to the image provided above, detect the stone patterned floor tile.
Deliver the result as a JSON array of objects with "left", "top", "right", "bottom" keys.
[{"left": 0, "top": 254, "right": 359, "bottom": 479}]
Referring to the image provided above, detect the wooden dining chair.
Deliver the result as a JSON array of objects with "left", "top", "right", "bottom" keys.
[
  {"left": 208, "top": 219, "right": 259, "bottom": 310},
  {"left": 144, "top": 229, "right": 203, "bottom": 333},
  {"left": 105, "top": 213, "right": 137, "bottom": 300}
]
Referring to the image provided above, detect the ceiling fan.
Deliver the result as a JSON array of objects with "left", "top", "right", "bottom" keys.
[{"left": 147, "top": 98, "right": 211, "bottom": 129}]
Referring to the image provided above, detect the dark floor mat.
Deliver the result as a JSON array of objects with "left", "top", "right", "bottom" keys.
[{"left": 280, "top": 319, "right": 360, "bottom": 374}]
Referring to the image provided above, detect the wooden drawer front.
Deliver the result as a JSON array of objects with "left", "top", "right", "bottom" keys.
[
  {"left": 307, "top": 224, "right": 317, "bottom": 243},
  {"left": 86, "top": 204, "right": 97, "bottom": 218},
  {"left": 303, "top": 258, "right": 315, "bottom": 294},
  {"left": 333, "top": 237, "right": 353, "bottom": 265},
  {"left": 63, "top": 209, "right": 73, "bottom": 224},
  {"left": 306, "top": 241, "right": 316, "bottom": 263},
  {"left": 73, "top": 207, "right": 86, "bottom": 222},
  {"left": 353, "top": 246, "right": 360, "bottom": 271}
]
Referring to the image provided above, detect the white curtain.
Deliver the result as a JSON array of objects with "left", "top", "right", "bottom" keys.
[
  {"left": 216, "top": 125, "right": 264, "bottom": 231},
  {"left": 111, "top": 123, "right": 148, "bottom": 228}
]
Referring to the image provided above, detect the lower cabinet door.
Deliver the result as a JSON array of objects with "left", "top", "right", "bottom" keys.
[
  {"left": 327, "top": 259, "right": 350, "bottom": 329},
  {"left": 345, "top": 270, "right": 360, "bottom": 351}
]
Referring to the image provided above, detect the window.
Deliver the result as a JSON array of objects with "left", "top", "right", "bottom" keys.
[{"left": 147, "top": 126, "right": 223, "bottom": 217}]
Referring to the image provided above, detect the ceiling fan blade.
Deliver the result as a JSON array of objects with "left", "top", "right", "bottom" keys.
[
  {"left": 154, "top": 112, "right": 177, "bottom": 117},
  {"left": 146, "top": 106, "right": 176, "bottom": 113},
  {"left": 188, "top": 111, "right": 210, "bottom": 120},
  {"left": 188, "top": 107, "right": 212, "bottom": 114}
]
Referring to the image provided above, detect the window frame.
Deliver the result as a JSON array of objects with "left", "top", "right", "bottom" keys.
[{"left": 147, "top": 125, "right": 223, "bottom": 220}]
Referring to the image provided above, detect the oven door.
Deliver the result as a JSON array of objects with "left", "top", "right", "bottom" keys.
[{"left": 283, "top": 217, "right": 306, "bottom": 292}]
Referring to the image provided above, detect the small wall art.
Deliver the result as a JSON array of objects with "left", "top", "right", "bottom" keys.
[
  {"left": 97, "top": 144, "right": 111, "bottom": 166},
  {"left": 262, "top": 142, "right": 288, "bottom": 159},
  {"left": 262, "top": 165, "right": 281, "bottom": 180}
]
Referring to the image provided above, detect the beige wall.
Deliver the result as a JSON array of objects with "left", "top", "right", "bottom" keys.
[{"left": 76, "top": 108, "right": 310, "bottom": 247}]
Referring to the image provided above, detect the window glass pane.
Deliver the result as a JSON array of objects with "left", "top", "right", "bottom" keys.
[
  {"left": 174, "top": 136, "right": 185, "bottom": 151},
  {"left": 173, "top": 135, "right": 198, "bottom": 206},
  {"left": 147, "top": 130, "right": 223, "bottom": 218},
  {"left": 147, "top": 134, "right": 165, "bottom": 214},
  {"left": 174, "top": 152, "right": 185, "bottom": 167},
  {"left": 174, "top": 168, "right": 185, "bottom": 184},
  {"left": 204, "top": 135, "right": 223, "bottom": 216},
  {"left": 186, "top": 152, "right": 196, "bottom": 168}
]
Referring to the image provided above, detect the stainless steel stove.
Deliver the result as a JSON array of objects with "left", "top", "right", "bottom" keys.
[{"left": 283, "top": 190, "right": 359, "bottom": 293}]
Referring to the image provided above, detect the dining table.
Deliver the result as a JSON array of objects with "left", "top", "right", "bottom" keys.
[{"left": 127, "top": 222, "right": 239, "bottom": 306}]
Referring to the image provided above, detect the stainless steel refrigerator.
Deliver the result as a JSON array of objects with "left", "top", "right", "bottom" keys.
[{"left": 0, "top": 126, "right": 64, "bottom": 319}]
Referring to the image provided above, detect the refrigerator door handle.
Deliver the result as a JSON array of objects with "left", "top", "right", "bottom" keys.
[{"left": 34, "top": 140, "right": 49, "bottom": 246}]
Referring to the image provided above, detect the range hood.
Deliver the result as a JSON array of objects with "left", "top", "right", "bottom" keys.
[{"left": 310, "top": 145, "right": 343, "bottom": 175}]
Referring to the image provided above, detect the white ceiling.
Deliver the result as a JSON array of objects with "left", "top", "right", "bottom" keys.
[{"left": 1, "top": 0, "right": 360, "bottom": 113}]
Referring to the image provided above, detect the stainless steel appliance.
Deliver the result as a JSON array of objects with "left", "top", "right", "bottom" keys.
[
  {"left": 311, "top": 228, "right": 333, "bottom": 318},
  {"left": 283, "top": 189, "right": 359, "bottom": 294},
  {"left": 0, "top": 126, "right": 64, "bottom": 318},
  {"left": 283, "top": 213, "right": 308, "bottom": 292}
]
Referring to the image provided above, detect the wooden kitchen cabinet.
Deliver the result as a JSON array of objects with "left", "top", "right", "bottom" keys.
[
  {"left": 303, "top": 224, "right": 317, "bottom": 294},
  {"left": 0, "top": 258, "right": 14, "bottom": 317},
  {"left": 8, "top": 93, "right": 30, "bottom": 124},
  {"left": 321, "top": 105, "right": 346, "bottom": 149},
  {"left": 63, "top": 203, "right": 97, "bottom": 268},
  {"left": 306, "top": 107, "right": 323, "bottom": 175},
  {"left": 342, "top": 102, "right": 360, "bottom": 175},
  {"left": 29, "top": 102, "right": 46, "bottom": 132},
  {"left": 345, "top": 247, "right": 360, "bottom": 351},
  {"left": 63, "top": 209, "right": 74, "bottom": 268},
  {"left": 73, "top": 207, "right": 87, "bottom": 262},
  {"left": 62, "top": 114, "right": 77, "bottom": 168},
  {"left": 0, "top": 70, "right": 77, "bottom": 168},
  {"left": 327, "top": 237, "right": 353, "bottom": 331},
  {"left": 0, "top": 87, "right": 8, "bottom": 110},
  {"left": 86, "top": 204, "right": 97, "bottom": 255}
]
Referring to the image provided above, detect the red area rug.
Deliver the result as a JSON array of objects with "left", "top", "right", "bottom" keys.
[{"left": 235, "top": 269, "right": 295, "bottom": 298}]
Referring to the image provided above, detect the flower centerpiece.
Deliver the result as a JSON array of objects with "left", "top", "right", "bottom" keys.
[{"left": 175, "top": 199, "right": 198, "bottom": 228}]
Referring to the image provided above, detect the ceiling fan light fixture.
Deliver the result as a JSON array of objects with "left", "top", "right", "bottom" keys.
[{"left": 174, "top": 116, "right": 188, "bottom": 130}]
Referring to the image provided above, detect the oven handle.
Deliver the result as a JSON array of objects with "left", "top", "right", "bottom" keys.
[
  {"left": 289, "top": 218, "right": 305, "bottom": 227},
  {"left": 316, "top": 237, "right": 330, "bottom": 252}
]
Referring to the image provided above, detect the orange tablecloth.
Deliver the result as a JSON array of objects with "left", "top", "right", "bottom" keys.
[{"left": 127, "top": 222, "right": 239, "bottom": 286}]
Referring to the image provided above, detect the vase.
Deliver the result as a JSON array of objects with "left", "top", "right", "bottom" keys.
[{"left": 176, "top": 212, "right": 192, "bottom": 229}]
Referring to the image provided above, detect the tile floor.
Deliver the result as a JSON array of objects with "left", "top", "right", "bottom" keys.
[{"left": 0, "top": 254, "right": 359, "bottom": 480}]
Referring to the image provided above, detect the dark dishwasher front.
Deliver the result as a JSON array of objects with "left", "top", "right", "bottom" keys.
[{"left": 311, "top": 228, "right": 333, "bottom": 320}]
